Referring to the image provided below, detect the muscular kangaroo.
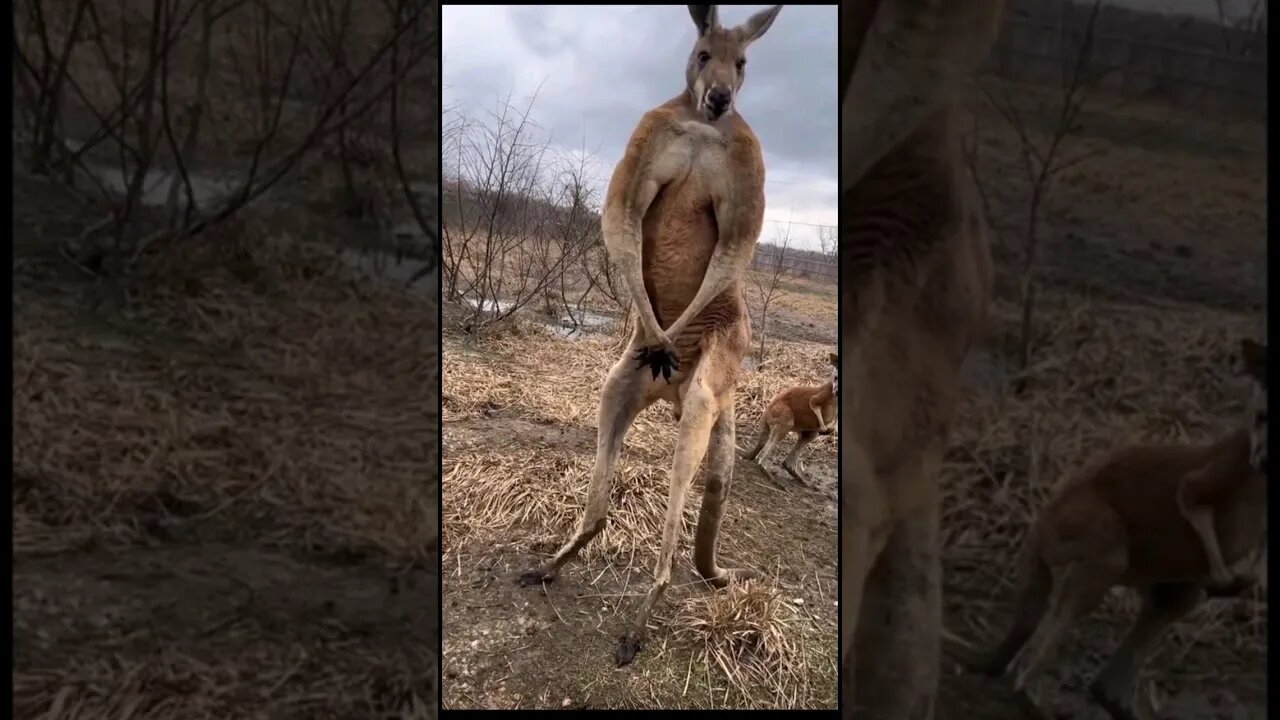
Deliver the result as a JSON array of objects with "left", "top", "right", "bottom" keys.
[{"left": 518, "top": 4, "right": 784, "bottom": 668}]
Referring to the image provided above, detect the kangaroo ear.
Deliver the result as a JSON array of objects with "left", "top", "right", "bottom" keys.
[
  {"left": 1240, "top": 338, "right": 1268, "bottom": 387},
  {"left": 688, "top": 5, "right": 719, "bottom": 36},
  {"left": 737, "top": 4, "right": 782, "bottom": 44}
]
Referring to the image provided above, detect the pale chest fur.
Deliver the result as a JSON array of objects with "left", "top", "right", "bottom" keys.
[
  {"left": 649, "top": 120, "right": 735, "bottom": 193},
  {"left": 640, "top": 120, "right": 743, "bottom": 325}
]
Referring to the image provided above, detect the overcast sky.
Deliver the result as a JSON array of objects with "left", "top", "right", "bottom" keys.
[{"left": 442, "top": 5, "right": 838, "bottom": 252}]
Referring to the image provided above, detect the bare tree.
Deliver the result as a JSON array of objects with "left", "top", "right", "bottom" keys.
[
  {"left": 749, "top": 224, "right": 794, "bottom": 363},
  {"left": 440, "top": 90, "right": 600, "bottom": 332},
  {"left": 816, "top": 225, "right": 837, "bottom": 266},
  {"left": 980, "top": 0, "right": 1109, "bottom": 388},
  {"left": 13, "top": 0, "right": 438, "bottom": 271},
  {"left": 1214, "top": 0, "right": 1267, "bottom": 57}
]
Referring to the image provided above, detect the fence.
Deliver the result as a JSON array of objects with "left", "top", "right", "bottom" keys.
[
  {"left": 752, "top": 251, "right": 837, "bottom": 282},
  {"left": 990, "top": 2, "right": 1267, "bottom": 119}
]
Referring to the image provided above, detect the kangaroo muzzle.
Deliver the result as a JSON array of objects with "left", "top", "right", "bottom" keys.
[{"left": 706, "top": 85, "right": 732, "bottom": 119}]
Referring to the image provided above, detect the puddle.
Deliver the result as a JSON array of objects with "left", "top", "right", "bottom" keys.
[
  {"left": 80, "top": 160, "right": 438, "bottom": 258},
  {"left": 545, "top": 310, "right": 614, "bottom": 339},
  {"left": 337, "top": 249, "right": 438, "bottom": 301},
  {"left": 463, "top": 297, "right": 517, "bottom": 315},
  {"left": 85, "top": 163, "right": 239, "bottom": 208}
]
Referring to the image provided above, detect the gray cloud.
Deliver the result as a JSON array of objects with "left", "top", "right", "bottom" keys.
[{"left": 443, "top": 4, "right": 837, "bottom": 250}]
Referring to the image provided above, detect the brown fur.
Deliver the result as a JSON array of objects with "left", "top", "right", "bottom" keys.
[
  {"left": 967, "top": 349, "right": 1269, "bottom": 720},
  {"left": 747, "top": 352, "right": 838, "bottom": 485},
  {"left": 839, "top": 1, "right": 1007, "bottom": 716},
  {"left": 517, "top": 4, "right": 783, "bottom": 669}
]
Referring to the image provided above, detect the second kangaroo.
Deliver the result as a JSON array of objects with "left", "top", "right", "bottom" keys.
[
  {"left": 965, "top": 338, "right": 1269, "bottom": 720},
  {"left": 747, "top": 352, "right": 838, "bottom": 484}
]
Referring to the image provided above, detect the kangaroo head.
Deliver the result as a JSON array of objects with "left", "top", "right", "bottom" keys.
[
  {"left": 685, "top": 5, "right": 783, "bottom": 122},
  {"left": 1240, "top": 338, "right": 1268, "bottom": 474},
  {"left": 827, "top": 351, "right": 839, "bottom": 394}
]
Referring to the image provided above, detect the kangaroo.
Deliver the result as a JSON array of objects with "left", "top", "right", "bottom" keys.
[
  {"left": 516, "top": 5, "right": 784, "bottom": 668},
  {"left": 839, "top": 0, "right": 1007, "bottom": 715},
  {"left": 1179, "top": 338, "right": 1269, "bottom": 585},
  {"left": 747, "top": 352, "right": 838, "bottom": 484},
  {"left": 965, "top": 338, "right": 1269, "bottom": 720}
]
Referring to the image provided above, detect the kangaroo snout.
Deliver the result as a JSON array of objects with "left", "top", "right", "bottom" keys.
[{"left": 706, "top": 86, "right": 732, "bottom": 117}]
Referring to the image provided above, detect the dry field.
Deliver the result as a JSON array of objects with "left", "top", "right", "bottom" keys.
[
  {"left": 441, "top": 273, "right": 839, "bottom": 709},
  {"left": 938, "top": 81, "right": 1267, "bottom": 719},
  {"left": 12, "top": 176, "right": 440, "bottom": 719}
]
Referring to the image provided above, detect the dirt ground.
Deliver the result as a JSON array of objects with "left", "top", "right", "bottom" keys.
[
  {"left": 12, "top": 176, "right": 440, "bottom": 720},
  {"left": 440, "top": 277, "right": 839, "bottom": 709},
  {"left": 935, "top": 83, "right": 1267, "bottom": 719}
]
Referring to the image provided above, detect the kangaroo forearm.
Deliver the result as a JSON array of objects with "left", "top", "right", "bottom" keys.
[
  {"left": 617, "top": 251, "right": 664, "bottom": 340},
  {"left": 809, "top": 398, "right": 824, "bottom": 422},
  {"left": 603, "top": 218, "right": 664, "bottom": 341},
  {"left": 664, "top": 249, "right": 750, "bottom": 339}
]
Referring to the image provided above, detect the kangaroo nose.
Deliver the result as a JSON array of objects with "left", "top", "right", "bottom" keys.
[{"left": 707, "top": 87, "right": 731, "bottom": 115}]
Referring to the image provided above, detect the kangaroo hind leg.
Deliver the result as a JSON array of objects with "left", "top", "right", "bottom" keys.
[{"left": 519, "top": 354, "right": 652, "bottom": 586}]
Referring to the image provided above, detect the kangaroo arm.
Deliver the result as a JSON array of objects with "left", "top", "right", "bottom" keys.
[
  {"left": 1176, "top": 454, "right": 1244, "bottom": 509},
  {"left": 841, "top": 0, "right": 1006, "bottom": 192},
  {"left": 602, "top": 116, "right": 670, "bottom": 344},
  {"left": 664, "top": 157, "right": 765, "bottom": 340},
  {"left": 808, "top": 396, "right": 827, "bottom": 428}
]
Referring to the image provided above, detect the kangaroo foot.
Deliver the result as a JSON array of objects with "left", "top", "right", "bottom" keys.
[
  {"left": 783, "top": 465, "right": 809, "bottom": 485},
  {"left": 1205, "top": 573, "right": 1259, "bottom": 598},
  {"left": 1089, "top": 679, "right": 1146, "bottom": 720},
  {"left": 517, "top": 569, "right": 555, "bottom": 587},
  {"left": 616, "top": 633, "right": 643, "bottom": 667},
  {"left": 700, "top": 566, "right": 757, "bottom": 590},
  {"left": 1012, "top": 687, "right": 1055, "bottom": 720}
]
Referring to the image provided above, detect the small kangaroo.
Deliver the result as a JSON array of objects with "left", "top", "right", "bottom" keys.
[
  {"left": 746, "top": 352, "right": 837, "bottom": 484},
  {"left": 1179, "top": 338, "right": 1269, "bottom": 585},
  {"left": 964, "top": 338, "right": 1269, "bottom": 720}
]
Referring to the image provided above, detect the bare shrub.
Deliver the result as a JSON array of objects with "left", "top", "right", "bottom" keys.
[
  {"left": 441, "top": 91, "right": 610, "bottom": 333},
  {"left": 13, "top": 0, "right": 440, "bottom": 274},
  {"left": 749, "top": 225, "right": 794, "bottom": 363},
  {"left": 975, "top": 0, "right": 1110, "bottom": 388}
]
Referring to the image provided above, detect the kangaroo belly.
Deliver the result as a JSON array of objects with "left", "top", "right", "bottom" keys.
[{"left": 640, "top": 175, "right": 745, "bottom": 347}]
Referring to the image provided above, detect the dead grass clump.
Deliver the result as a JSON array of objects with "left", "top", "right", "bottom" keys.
[
  {"left": 670, "top": 580, "right": 805, "bottom": 707},
  {"left": 443, "top": 450, "right": 694, "bottom": 561}
]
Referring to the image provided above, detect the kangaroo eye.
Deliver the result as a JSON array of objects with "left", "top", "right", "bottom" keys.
[
  {"left": 736, "top": 58, "right": 746, "bottom": 70},
  {"left": 698, "top": 51, "right": 711, "bottom": 64}
]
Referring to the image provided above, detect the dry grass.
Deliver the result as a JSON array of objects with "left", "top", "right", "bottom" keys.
[
  {"left": 443, "top": 331, "right": 835, "bottom": 561},
  {"left": 747, "top": 273, "right": 838, "bottom": 320},
  {"left": 13, "top": 650, "right": 435, "bottom": 720},
  {"left": 669, "top": 580, "right": 815, "bottom": 707},
  {"left": 14, "top": 234, "right": 439, "bottom": 564},
  {"left": 12, "top": 212, "right": 440, "bottom": 719}
]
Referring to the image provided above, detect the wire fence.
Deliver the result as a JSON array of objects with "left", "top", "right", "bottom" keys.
[{"left": 990, "top": 3, "right": 1267, "bottom": 119}]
